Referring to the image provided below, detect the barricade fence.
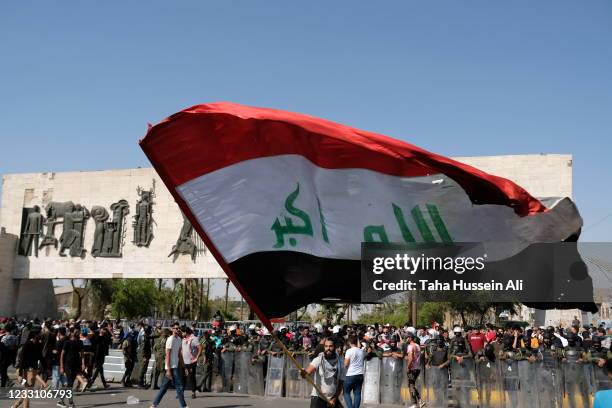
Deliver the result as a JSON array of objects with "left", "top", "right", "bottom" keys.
[{"left": 102, "top": 351, "right": 611, "bottom": 408}]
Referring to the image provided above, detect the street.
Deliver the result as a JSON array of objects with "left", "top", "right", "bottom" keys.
[{"left": 1, "top": 388, "right": 317, "bottom": 408}]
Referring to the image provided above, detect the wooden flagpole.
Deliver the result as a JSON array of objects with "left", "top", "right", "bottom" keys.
[{"left": 270, "top": 332, "right": 329, "bottom": 404}]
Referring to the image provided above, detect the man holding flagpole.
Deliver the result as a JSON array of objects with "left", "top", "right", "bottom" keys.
[{"left": 300, "top": 338, "right": 345, "bottom": 408}]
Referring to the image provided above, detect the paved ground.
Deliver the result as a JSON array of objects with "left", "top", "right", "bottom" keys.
[{"left": 0, "top": 387, "right": 330, "bottom": 408}]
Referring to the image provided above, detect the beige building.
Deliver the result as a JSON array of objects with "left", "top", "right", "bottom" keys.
[{"left": 2, "top": 153, "right": 605, "bottom": 322}]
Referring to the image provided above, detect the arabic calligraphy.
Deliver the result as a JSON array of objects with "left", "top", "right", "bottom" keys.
[
  {"left": 364, "top": 203, "right": 453, "bottom": 244},
  {"left": 271, "top": 183, "right": 314, "bottom": 248},
  {"left": 271, "top": 183, "right": 453, "bottom": 248}
]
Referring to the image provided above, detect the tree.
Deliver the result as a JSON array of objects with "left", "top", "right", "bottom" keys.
[
  {"left": 70, "top": 279, "right": 89, "bottom": 320},
  {"left": 88, "top": 279, "right": 115, "bottom": 319},
  {"left": 111, "top": 279, "right": 159, "bottom": 319},
  {"left": 314, "top": 304, "right": 349, "bottom": 326}
]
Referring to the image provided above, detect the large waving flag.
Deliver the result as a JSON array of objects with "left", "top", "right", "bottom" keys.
[{"left": 140, "top": 102, "right": 590, "bottom": 327}]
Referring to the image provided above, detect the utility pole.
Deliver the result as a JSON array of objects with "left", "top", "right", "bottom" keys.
[
  {"left": 205, "top": 278, "right": 210, "bottom": 320},
  {"left": 224, "top": 278, "right": 230, "bottom": 315},
  {"left": 411, "top": 295, "right": 418, "bottom": 327},
  {"left": 240, "top": 297, "right": 244, "bottom": 320}
]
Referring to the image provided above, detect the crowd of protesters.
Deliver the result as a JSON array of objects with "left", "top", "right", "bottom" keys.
[{"left": 2, "top": 312, "right": 612, "bottom": 408}]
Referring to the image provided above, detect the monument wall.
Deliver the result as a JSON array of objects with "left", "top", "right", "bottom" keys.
[{"left": 0, "top": 168, "right": 226, "bottom": 279}]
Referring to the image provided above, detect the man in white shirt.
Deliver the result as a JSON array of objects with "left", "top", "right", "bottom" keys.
[
  {"left": 181, "top": 326, "right": 202, "bottom": 399},
  {"left": 150, "top": 322, "right": 188, "bottom": 408},
  {"left": 343, "top": 335, "right": 365, "bottom": 408},
  {"left": 301, "top": 338, "right": 344, "bottom": 408}
]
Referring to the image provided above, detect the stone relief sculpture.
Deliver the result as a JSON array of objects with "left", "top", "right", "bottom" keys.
[
  {"left": 40, "top": 201, "right": 75, "bottom": 249},
  {"left": 168, "top": 212, "right": 206, "bottom": 262},
  {"left": 18, "top": 205, "right": 44, "bottom": 257},
  {"left": 59, "top": 204, "right": 90, "bottom": 257},
  {"left": 90, "top": 200, "right": 129, "bottom": 257},
  {"left": 132, "top": 183, "right": 155, "bottom": 247}
]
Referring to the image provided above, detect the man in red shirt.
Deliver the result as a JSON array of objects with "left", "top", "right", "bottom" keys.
[{"left": 467, "top": 327, "right": 487, "bottom": 355}]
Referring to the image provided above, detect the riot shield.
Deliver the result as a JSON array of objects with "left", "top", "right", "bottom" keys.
[
  {"left": 233, "top": 352, "right": 251, "bottom": 394},
  {"left": 265, "top": 354, "right": 285, "bottom": 398},
  {"left": 211, "top": 353, "right": 224, "bottom": 393},
  {"left": 248, "top": 355, "right": 266, "bottom": 396},
  {"left": 362, "top": 356, "right": 381, "bottom": 405},
  {"left": 302, "top": 353, "right": 315, "bottom": 398},
  {"left": 417, "top": 364, "right": 425, "bottom": 401},
  {"left": 400, "top": 360, "right": 411, "bottom": 405},
  {"left": 561, "top": 361, "right": 590, "bottom": 408},
  {"left": 517, "top": 360, "right": 539, "bottom": 408},
  {"left": 590, "top": 363, "right": 612, "bottom": 393},
  {"left": 380, "top": 356, "right": 403, "bottom": 405},
  {"left": 285, "top": 354, "right": 306, "bottom": 398},
  {"left": 477, "top": 360, "right": 503, "bottom": 408},
  {"left": 450, "top": 357, "right": 479, "bottom": 408},
  {"left": 195, "top": 360, "right": 206, "bottom": 391},
  {"left": 501, "top": 359, "right": 522, "bottom": 408},
  {"left": 536, "top": 352, "right": 562, "bottom": 408},
  {"left": 221, "top": 351, "right": 235, "bottom": 392},
  {"left": 130, "top": 359, "right": 143, "bottom": 384},
  {"left": 424, "top": 366, "right": 449, "bottom": 408}
]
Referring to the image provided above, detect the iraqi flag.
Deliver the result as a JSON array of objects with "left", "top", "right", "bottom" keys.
[{"left": 140, "top": 102, "right": 591, "bottom": 327}]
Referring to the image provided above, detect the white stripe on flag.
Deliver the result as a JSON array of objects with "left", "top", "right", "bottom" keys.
[{"left": 177, "top": 155, "right": 581, "bottom": 263}]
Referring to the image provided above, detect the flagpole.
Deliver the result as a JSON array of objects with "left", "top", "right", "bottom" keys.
[{"left": 270, "top": 332, "right": 329, "bottom": 404}]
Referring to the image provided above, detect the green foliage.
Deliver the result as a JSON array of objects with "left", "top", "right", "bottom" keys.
[
  {"left": 357, "top": 301, "right": 449, "bottom": 327},
  {"left": 88, "top": 279, "right": 115, "bottom": 319},
  {"left": 110, "top": 279, "right": 159, "bottom": 319},
  {"left": 358, "top": 302, "right": 410, "bottom": 327},
  {"left": 416, "top": 302, "right": 449, "bottom": 326}
]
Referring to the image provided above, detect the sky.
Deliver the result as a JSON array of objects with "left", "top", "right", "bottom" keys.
[{"left": 1, "top": 3, "right": 611, "bottom": 253}]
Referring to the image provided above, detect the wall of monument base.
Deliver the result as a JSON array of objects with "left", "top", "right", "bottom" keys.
[{"left": 1, "top": 229, "right": 57, "bottom": 318}]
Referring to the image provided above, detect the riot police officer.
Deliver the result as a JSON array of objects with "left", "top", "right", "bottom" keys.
[
  {"left": 151, "top": 328, "right": 169, "bottom": 390},
  {"left": 426, "top": 337, "right": 449, "bottom": 369},
  {"left": 449, "top": 327, "right": 472, "bottom": 361}
]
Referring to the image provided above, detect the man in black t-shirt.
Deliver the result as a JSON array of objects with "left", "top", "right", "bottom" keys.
[
  {"left": 59, "top": 329, "right": 85, "bottom": 407},
  {"left": 86, "top": 326, "right": 111, "bottom": 390},
  {"left": 52, "top": 327, "right": 67, "bottom": 389}
]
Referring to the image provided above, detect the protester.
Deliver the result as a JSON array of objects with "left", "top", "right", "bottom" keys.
[
  {"left": 86, "top": 325, "right": 111, "bottom": 390},
  {"left": 181, "top": 326, "right": 202, "bottom": 399},
  {"left": 150, "top": 322, "right": 188, "bottom": 408},
  {"left": 9, "top": 331, "right": 43, "bottom": 408},
  {"left": 300, "top": 337, "right": 344, "bottom": 408},
  {"left": 593, "top": 358, "right": 612, "bottom": 408},
  {"left": 343, "top": 335, "right": 364, "bottom": 408},
  {"left": 405, "top": 332, "right": 425, "bottom": 408},
  {"left": 59, "top": 328, "right": 85, "bottom": 408},
  {"left": 51, "top": 327, "right": 67, "bottom": 390}
]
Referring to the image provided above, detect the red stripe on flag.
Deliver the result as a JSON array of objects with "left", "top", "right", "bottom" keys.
[{"left": 141, "top": 102, "right": 546, "bottom": 217}]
